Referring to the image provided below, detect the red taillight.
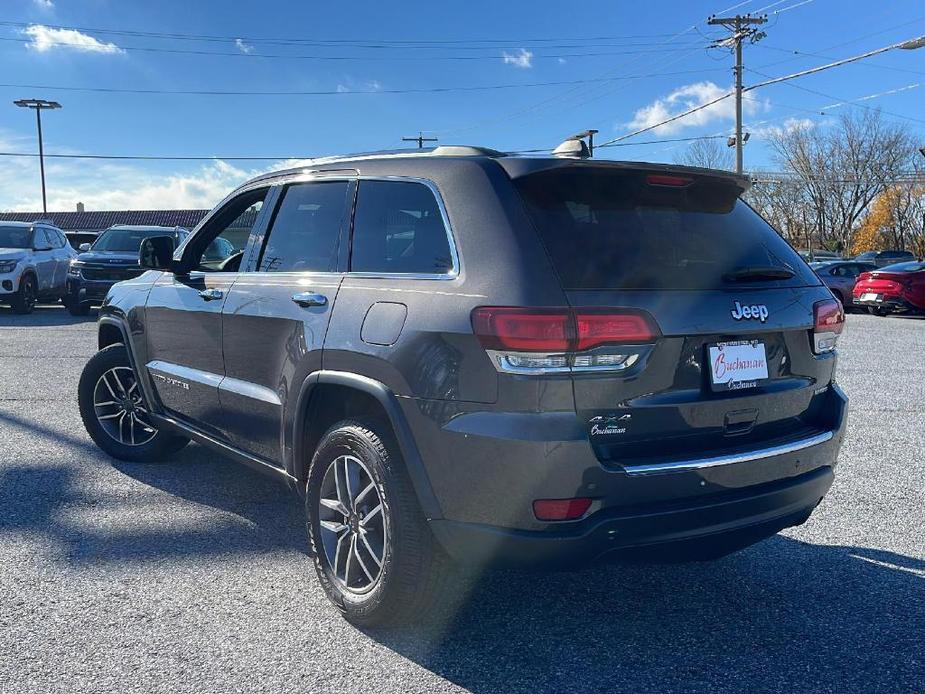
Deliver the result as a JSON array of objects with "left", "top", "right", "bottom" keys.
[
  {"left": 533, "top": 498, "right": 592, "bottom": 521},
  {"left": 646, "top": 173, "right": 694, "bottom": 187},
  {"left": 471, "top": 307, "right": 571, "bottom": 351},
  {"left": 574, "top": 311, "right": 658, "bottom": 350},
  {"left": 471, "top": 307, "right": 660, "bottom": 352},
  {"left": 857, "top": 271, "right": 871, "bottom": 282},
  {"left": 813, "top": 298, "right": 844, "bottom": 354}
]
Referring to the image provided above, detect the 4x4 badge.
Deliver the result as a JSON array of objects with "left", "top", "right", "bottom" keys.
[{"left": 730, "top": 301, "right": 769, "bottom": 322}]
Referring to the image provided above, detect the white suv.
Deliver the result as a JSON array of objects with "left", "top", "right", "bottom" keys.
[{"left": 0, "top": 221, "right": 76, "bottom": 314}]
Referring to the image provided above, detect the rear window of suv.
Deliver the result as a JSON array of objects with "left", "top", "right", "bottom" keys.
[{"left": 515, "top": 168, "right": 818, "bottom": 290}]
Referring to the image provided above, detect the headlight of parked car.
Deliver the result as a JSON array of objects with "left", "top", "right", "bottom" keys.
[
  {"left": 0, "top": 260, "right": 18, "bottom": 273},
  {"left": 67, "top": 261, "right": 82, "bottom": 277}
]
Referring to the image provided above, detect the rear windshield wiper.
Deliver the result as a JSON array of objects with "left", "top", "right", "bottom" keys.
[{"left": 723, "top": 266, "right": 796, "bottom": 282}]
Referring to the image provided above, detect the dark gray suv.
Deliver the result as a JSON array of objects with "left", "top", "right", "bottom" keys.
[{"left": 77, "top": 147, "right": 848, "bottom": 625}]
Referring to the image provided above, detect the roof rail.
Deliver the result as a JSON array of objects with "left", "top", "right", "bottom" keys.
[{"left": 431, "top": 145, "right": 504, "bottom": 157}]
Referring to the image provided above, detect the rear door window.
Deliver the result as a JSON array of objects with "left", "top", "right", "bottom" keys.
[
  {"left": 350, "top": 180, "right": 454, "bottom": 275},
  {"left": 258, "top": 181, "right": 351, "bottom": 273},
  {"left": 515, "top": 168, "right": 818, "bottom": 290}
]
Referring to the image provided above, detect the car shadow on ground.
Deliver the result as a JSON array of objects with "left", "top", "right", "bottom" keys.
[
  {"left": 0, "top": 304, "right": 97, "bottom": 326},
  {"left": 1, "top": 407, "right": 921, "bottom": 693}
]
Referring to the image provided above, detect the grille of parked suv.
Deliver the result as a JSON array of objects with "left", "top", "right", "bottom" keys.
[{"left": 81, "top": 267, "right": 142, "bottom": 281}]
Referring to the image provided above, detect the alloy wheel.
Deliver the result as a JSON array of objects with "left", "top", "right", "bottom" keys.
[
  {"left": 21, "top": 276, "right": 36, "bottom": 310},
  {"left": 317, "top": 454, "right": 387, "bottom": 594},
  {"left": 93, "top": 366, "right": 157, "bottom": 446}
]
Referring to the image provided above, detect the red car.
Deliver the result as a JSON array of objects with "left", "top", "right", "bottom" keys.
[{"left": 853, "top": 260, "right": 925, "bottom": 316}]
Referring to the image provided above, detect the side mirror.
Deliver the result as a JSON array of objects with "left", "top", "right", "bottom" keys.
[
  {"left": 139, "top": 235, "right": 177, "bottom": 271},
  {"left": 78, "top": 243, "right": 91, "bottom": 252}
]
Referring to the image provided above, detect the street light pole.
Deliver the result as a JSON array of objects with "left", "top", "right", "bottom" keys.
[{"left": 14, "top": 98, "right": 62, "bottom": 214}]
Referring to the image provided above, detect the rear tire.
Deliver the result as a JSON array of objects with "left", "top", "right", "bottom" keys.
[
  {"left": 10, "top": 273, "right": 36, "bottom": 314},
  {"left": 78, "top": 345, "right": 189, "bottom": 462},
  {"left": 306, "top": 418, "right": 465, "bottom": 627}
]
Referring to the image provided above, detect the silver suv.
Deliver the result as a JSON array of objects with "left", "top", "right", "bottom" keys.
[{"left": 0, "top": 221, "right": 76, "bottom": 314}]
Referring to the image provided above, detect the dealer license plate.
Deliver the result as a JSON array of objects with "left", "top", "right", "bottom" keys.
[{"left": 708, "top": 340, "right": 769, "bottom": 391}]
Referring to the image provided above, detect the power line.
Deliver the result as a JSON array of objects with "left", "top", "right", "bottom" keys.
[
  {"left": 0, "top": 35, "right": 706, "bottom": 61},
  {"left": 744, "top": 68, "right": 925, "bottom": 125},
  {"left": 0, "top": 68, "right": 732, "bottom": 98},
  {"left": 598, "top": 31, "right": 925, "bottom": 150},
  {"left": 0, "top": 21, "right": 690, "bottom": 46},
  {"left": 0, "top": 135, "right": 732, "bottom": 161}
]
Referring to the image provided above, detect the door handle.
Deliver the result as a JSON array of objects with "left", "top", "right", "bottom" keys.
[
  {"left": 291, "top": 292, "right": 328, "bottom": 307},
  {"left": 198, "top": 288, "right": 223, "bottom": 301}
]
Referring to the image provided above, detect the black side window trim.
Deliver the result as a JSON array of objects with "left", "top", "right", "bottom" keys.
[
  {"left": 180, "top": 185, "right": 272, "bottom": 272},
  {"left": 251, "top": 179, "right": 355, "bottom": 274},
  {"left": 346, "top": 177, "right": 459, "bottom": 279}
]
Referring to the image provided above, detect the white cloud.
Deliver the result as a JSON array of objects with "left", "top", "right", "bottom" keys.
[
  {"left": 23, "top": 25, "right": 123, "bottom": 54},
  {"left": 501, "top": 48, "right": 533, "bottom": 69},
  {"left": 626, "top": 81, "right": 763, "bottom": 135},
  {"left": 0, "top": 133, "right": 321, "bottom": 213},
  {"left": 557, "top": 57, "right": 567, "bottom": 64},
  {"left": 334, "top": 79, "right": 382, "bottom": 93},
  {"left": 234, "top": 38, "right": 254, "bottom": 54},
  {"left": 33, "top": 0, "right": 54, "bottom": 9}
]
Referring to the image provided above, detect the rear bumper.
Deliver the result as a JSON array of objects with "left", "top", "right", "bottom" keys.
[
  {"left": 430, "top": 465, "right": 832, "bottom": 567},
  {"left": 853, "top": 293, "right": 921, "bottom": 312},
  {"left": 421, "top": 384, "right": 847, "bottom": 568}
]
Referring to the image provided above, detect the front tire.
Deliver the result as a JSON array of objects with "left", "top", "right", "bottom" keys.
[
  {"left": 78, "top": 345, "right": 189, "bottom": 462},
  {"left": 306, "top": 419, "right": 463, "bottom": 627},
  {"left": 10, "top": 273, "right": 37, "bottom": 314},
  {"left": 66, "top": 298, "right": 91, "bottom": 316}
]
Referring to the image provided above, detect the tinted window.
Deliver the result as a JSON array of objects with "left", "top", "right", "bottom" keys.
[
  {"left": 32, "top": 228, "right": 50, "bottom": 249},
  {"left": 94, "top": 227, "right": 182, "bottom": 253},
  {"left": 258, "top": 182, "right": 350, "bottom": 273},
  {"left": 516, "top": 169, "right": 818, "bottom": 290},
  {"left": 0, "top": 226, "right": 32, "bottom": 248},
  {"left": 351, "top": 180, "right": 453, "bottom": 275},
  {"left": 43, "top": 228, "right": 64, "bottom": 248}
]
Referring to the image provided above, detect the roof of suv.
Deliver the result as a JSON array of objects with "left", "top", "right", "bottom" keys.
[{"left": 244, "top": 146, "right": 751, "bottom": 192}]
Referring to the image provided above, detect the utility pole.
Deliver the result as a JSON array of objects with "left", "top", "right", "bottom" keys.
[
  {"left": 14, "top": 98, "right": 62, "bottom": 214},
  {"left": 707, "top": 14, "right": 766, "bottom": 175},
  {"left": 402, "top": 132, "right": 438, "bottom": 149}
]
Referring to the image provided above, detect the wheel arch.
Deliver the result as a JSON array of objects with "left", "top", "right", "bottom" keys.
[{"left": 293, "top": 371, "right": 443, "bottom": 520}]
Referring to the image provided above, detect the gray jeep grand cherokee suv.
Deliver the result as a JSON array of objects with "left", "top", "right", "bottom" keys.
[{"left": 77, "top": 146, "right": 847, "bottom": 625}]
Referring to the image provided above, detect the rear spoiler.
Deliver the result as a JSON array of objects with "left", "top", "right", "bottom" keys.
[{"left": 496, "top": 158, "right": 751, "bottom": 195}]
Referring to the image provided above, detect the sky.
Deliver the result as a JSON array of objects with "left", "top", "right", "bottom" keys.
[{"left": 0, "top": 0, "right": 923, "bottom": 212}]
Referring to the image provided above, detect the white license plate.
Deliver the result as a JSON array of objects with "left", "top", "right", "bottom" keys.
[
  {"left": 861, "top": 293, "right": 881, "bottom": 302},
  {"left": 708, "top": 341, "right": 769, "bottom": 391}
]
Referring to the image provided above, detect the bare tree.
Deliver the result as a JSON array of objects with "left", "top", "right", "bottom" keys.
[
  {"left": 767, "top": 111, "right": 917, "bottom": 254},
  {"left": 675, "top": 137, "right": 734, "bottom": 171},
  {"left": 745, "top": 176, "right": 811, "bottom": 245}
]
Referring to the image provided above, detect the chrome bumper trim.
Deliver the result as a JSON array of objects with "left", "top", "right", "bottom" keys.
[{"left": 623, "top": 430, "right": 835, "bottom": 476}]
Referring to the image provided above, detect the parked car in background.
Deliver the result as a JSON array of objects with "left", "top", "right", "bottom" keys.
[
  {"left": 853, "top": 250, "right": 916, "bottom": 267},
  {"left": 76, "top": 148, "right": 847, "bottom": 626},
  {"left": 798, "top": 249, "right": 842, "bottom": 262},
  {"left": 0, "top": 221, "right": 75, "bottom": 314},
  {"left": 810, "top": 260, "right": 877, "bottom": 308},
  {"left": 66, "top": 225, "right": 189, "bottom": 315},
  {"left": 852, "top": 260, "right": 925, "bottom": 316}
]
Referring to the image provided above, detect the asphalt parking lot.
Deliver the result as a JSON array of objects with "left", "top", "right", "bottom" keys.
[{"left": 1, "top": 307, "right": 922, "bottom": 694}]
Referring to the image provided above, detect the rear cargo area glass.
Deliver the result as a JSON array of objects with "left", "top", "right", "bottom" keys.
[{"left": 515, "top": 169, "right": 817, "bottom": 291}]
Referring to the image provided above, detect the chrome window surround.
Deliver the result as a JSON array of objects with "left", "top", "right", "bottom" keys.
[
  {"left": 622, "top": 430, "right": 834, "bottom": 476},
  {"left": 267, "top": 173, "right": 461, "bottom": 281}
]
